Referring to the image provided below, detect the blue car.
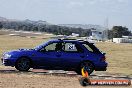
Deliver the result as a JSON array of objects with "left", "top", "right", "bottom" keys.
[{"left": 1, "top": 39, "right": 107, "bottom": 75}]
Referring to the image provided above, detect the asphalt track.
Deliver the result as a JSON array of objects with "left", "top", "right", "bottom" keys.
[
  {"left": 0, "top": 68, "right": 131, "bottom": 80},
  {"left": 0, "top": 68, "right": 131, "bottom": 88}
]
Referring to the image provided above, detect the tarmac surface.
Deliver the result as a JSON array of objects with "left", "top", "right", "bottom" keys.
[{"left": 0, "top": 67, "right": 131, "bottom": 88}]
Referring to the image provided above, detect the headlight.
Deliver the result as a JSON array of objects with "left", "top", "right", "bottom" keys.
[{"left": 4, "top": 54, "right": 11, "bottom": 59}]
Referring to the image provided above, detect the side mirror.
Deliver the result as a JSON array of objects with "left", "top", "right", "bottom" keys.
[{"left": 103, "top": 53, "right": 106, "bottom": 55}]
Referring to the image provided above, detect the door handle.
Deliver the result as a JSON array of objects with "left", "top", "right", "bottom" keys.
[{"left": 80, "top": 55, "right": 85, "bottom": 58}]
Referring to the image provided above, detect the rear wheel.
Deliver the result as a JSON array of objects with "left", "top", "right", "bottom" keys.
[
  {"left": 76, "top": 61, "right": 94, "bottom": 75},
  {"left": 15, "top": 57, "right": 31, "bottom": 71}
]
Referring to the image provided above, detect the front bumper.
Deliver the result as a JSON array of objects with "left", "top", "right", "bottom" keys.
[{"left": 1, "top": 57, "right": 16, "bottom": 66}]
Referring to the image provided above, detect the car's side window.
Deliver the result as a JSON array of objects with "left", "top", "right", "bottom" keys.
[
  {"left": 64, "top": 43, "right": 83, "bottom": 53},
  {"left": 64, "top": 43, "right": 77, "bottom": 52},
  {"left": 43, "top": 42, "right": 63, "bottom": 52},
  {"left": 82, "top": 44, "right": 94, "bottom": 52}
]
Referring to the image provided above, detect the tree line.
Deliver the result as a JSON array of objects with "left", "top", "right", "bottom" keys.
[
  {"left": 0, "top": 21, "right": 131, "bottom": 39},
  {"left": 0, "top": 21, "right": 91, "bottom": 37},
  {"left": 108, "top": 26, "right": 132, "bottom": 39}
]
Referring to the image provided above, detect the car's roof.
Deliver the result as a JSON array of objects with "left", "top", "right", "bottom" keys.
[{"left": 48, "top": 39, "right": 88, "bottom": 43}]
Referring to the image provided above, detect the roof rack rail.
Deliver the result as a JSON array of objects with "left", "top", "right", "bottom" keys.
[
  {"left": 57, "top": 38, "right": 86, "bottom": 42},
  {"left": 58, "top": 38, "right": 85, "bottom": 41},
  {"left": 76, "top": 39, "right": 84, "bottom": 41},
  {"left": 62, "top": 38, "right": 77, "bottom": 40}
]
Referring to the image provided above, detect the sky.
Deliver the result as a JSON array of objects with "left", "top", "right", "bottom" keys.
[{"left": 0, "top": 0, "right": 132, "bottom": 30}]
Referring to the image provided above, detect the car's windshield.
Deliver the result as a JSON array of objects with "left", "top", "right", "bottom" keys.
[
  {"left": 82, "top": 42, "right": 101, "bottom": 53},
  {"left": 34, "top": 42, "right": 47, "bottom": 50}
]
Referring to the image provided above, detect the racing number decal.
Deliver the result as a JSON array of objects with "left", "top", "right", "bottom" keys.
[{"left": 68, "top": 44, "right": 75, "bottom": 50}]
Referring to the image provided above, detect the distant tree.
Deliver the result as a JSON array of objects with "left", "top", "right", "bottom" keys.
[
  {"left": 0, "top": 22, "right": 3, "bottom": 29},
  {"left": 111, "top": 26, "right": 131, "bottom": 38},
  {"left": 108, "top": 30, "right": 113, "bottom": 39}
]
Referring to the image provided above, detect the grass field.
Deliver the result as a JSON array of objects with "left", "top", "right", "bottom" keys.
[
  {"left": 0, "top": 34, "right": 132, "bottom": 76},
  {"left": 96, "top": 42, "right": 132, "bottom": 75}
]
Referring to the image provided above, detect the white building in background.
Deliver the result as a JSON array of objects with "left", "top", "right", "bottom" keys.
[
  {"left": 113, "top": 36, "right": 132, "bottom": 43},
  {"left": 58, "top": 24, "right": 108, "bottom": 41},
  {"left": 122, "top": 36, "right": 132, "bottom": 39},
  {"left": 71, "top": 33, "right": 79, "bottom": 37}
]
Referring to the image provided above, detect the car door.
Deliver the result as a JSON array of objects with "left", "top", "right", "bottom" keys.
[
  {"left": 37, "top": 42, "right": 63, "bottom": 69},
  {"left": 61, "top": 42, "right": 85, "bottom": 69}
]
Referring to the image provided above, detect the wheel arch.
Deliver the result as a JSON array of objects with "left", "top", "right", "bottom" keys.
[
  {"left": 75, "top": 60, "right": 95, "bottom": 75},
  {"left": 15, "top": 56, "right": 33, "bottom": 67},
  {"left": 78, "top": 60, "right": 95, "bottom": 69}
]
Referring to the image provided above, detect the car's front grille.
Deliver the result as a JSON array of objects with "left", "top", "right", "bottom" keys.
[
  {"left": 1, "top": 58, "right": 9, "bottom": 64},
  {"left": 1, "top": 58, "right": 3, "bottom": 63}
]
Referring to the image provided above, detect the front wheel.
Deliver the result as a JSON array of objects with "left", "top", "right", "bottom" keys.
[
  {"left": 76, "top": 61, "right": 94, "bottom": 75},
  {"left": 15, "top": 57, "right": 31, "bottom": 71}
]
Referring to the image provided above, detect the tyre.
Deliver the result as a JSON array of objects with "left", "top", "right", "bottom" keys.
[
  {"left": 15, "top": 57, "right": 31, "bottom": 71},
  {"left": 76, "top": 61, "right": 94, "bottom": 75}
]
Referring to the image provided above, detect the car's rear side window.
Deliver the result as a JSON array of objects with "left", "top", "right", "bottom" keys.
[
  {"left": 82, "top": 42, "right": 101, "bottom": 53},
  {"left": 83, "top": 44, "right": 93, "bottom": 52}
]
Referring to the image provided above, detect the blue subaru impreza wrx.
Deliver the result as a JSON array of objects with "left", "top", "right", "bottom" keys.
[{"left": 1, "top": 39, "right": 107, "bottom": 75}]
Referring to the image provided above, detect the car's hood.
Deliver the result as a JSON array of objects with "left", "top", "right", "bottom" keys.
[{"left": 4, "top": 48, "right": 36, "bottom": 55}]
